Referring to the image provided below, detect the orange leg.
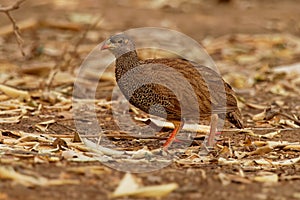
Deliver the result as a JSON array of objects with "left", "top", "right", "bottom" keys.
[{"left": 163, "top": 121, "right": 184, "bottom": 150}]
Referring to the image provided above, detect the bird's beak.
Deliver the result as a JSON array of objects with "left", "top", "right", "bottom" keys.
[{"left": 101, "top": 39, "right": 113, "bottom": 50}]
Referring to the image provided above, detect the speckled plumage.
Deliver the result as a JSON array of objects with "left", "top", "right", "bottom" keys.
[{"left": 101, "top": 33, "right": 243, "bottom": 149}]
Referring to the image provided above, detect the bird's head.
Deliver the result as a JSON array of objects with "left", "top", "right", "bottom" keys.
[{"left": 101, "top": 33, "right": 135, "bottom": 57}]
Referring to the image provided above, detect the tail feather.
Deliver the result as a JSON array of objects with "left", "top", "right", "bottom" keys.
[{"left": 226, "top": 109, "right": 244, "bottom": 129}]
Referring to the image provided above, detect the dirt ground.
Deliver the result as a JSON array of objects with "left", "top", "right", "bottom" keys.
[{"left": 0, "top": 0, "right": 300, "bottom": 200}]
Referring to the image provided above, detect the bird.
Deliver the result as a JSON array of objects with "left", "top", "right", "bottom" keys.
[{"left": 101, "top": 33, "right": 243, "bottom": 150}]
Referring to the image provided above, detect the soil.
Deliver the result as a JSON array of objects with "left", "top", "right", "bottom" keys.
[{"left": 0, "top": 0, "right": 300, "bottom": 200}]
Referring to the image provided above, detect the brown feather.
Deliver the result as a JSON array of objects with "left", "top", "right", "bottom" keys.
[
  {"left": 103, "top": 34, "right": 243, "bottom": 129},
  {"left": 114, "top": 51, "right": 243, "bottom": 128}
]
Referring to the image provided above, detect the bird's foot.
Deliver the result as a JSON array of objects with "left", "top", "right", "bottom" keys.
[
  {"left": 198, "top": 142, "right": 214, "bottom": 155},
  {"left": 203, "top": 131, "right": 221, "bottom": 147},
  {"left": 199, "top": 131, "right": 221, "bottom": 155},
  {"left": 162, "top": 137, "right": 184, "bottom": 152},
  {"left": 215, "top": 131, "right": 222, "bottom": 140},
  {"left": 173, "top": 138, "right": 184, "bottom": 143}
]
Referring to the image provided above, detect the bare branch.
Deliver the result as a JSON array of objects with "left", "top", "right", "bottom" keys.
[
  {"left": 0, "top": 0, "right": 27, "bottom": 56},
  {"left": 0, "top": 0, "right": 26, "bottom": 12}
]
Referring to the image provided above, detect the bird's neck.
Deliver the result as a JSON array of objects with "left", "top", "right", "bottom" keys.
[{"left": 115, "top": 50, "right": 140, "bottom": 81}]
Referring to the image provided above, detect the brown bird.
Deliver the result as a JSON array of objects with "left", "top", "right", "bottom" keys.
[{"left": 101, "top": 33, "right": 243, "bottom": 150}]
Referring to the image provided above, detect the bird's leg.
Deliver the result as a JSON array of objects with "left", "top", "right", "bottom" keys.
[
  {"left": 204, "top": 114, "right": 219, "bottom": 148},
  {"left": 163, "top": 121, "right": 184, "bottom": 150},
  {"left": 215, "top": 115, "right": 224, "bottom": 139}
]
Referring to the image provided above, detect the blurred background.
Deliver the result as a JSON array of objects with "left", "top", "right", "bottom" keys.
[{"left": 1, "top": 0, "right": 300, "bottom": 59}]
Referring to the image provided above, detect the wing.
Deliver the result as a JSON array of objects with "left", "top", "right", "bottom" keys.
[
  {"left": 116, "top": 57, "right": 240, "bottom": 121},
  {"left": 143, "top": 58, "right": 239, "bottom": 113}
]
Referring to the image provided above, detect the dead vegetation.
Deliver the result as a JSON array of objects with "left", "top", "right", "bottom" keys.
[{"left": 0, "top": 0, "right": 300, "bottom": 200}]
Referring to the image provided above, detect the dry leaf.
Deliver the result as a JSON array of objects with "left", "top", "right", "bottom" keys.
[
  {"left": 253, "top": 158, "right": 272, "bottom": 165},
  {"left": 220, "top": 173, "right": 252, "bottom": 185},
  {"left": 261, "top": 130, "right": 281, "bottom": 139},
  {"left": 82, "top": 138, "right": 124, "bottom": 156},
  {"left": 245, "top": 102, "right": 268, "bottom": 110},
  {"left": 0, "top": 166, "right": 79, "bottom": 187},
  {"left": 129, "top": 147, "right": 153, "bottom": 159},
  {"left": 61, "top": 150, "right": 95, "bottom": 161},
  {"left": 35, "top": 119, "right": 56, "bottom": 132},
  {"left": 112, "top": 173, "right": 140, "bottom": 197},
  {"left": 253, "top": 173, "right": 278, "bottom": 183},
  {"left": 218, "top": 157, "right": 240, "bottom": 165},
  {"left": 248, "top": 146, "right": 273, "bottom": 156},
  {"left": 175, "top": 154, "right": 212, "bottom": 165},
  {"left": 112, "top": 173, "right": 178, "bottom": 198},
  {"left": 246, "top": 130, "right": 280, "bottom": 139},
  {"left": 0, "top": 116, "right": 21, "bottom": 124},
  {"left": 280, "top": 119, "right": 300, "bottom": 128},
  {"left": 252, "top": 110, "right": 267, "bottom": 121},
  {"left": 271, "top": 157, "right": 300, "bottom": 166},
  {"left": 16, "top": 132, "right": 53, "bottom": 143},
  {"left": 283, "top": 145, "right": 300, "bottom": 151},
  {"left": 0, "top": 84, "right": 31, "bottom": 101},
  {"left": 254, "top": 157, "right": 300, "bottom": 166}
]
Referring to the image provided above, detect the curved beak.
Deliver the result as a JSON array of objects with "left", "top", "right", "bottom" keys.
[{"left": 101, "top": 39, "right": 113, "bottom": 50}]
